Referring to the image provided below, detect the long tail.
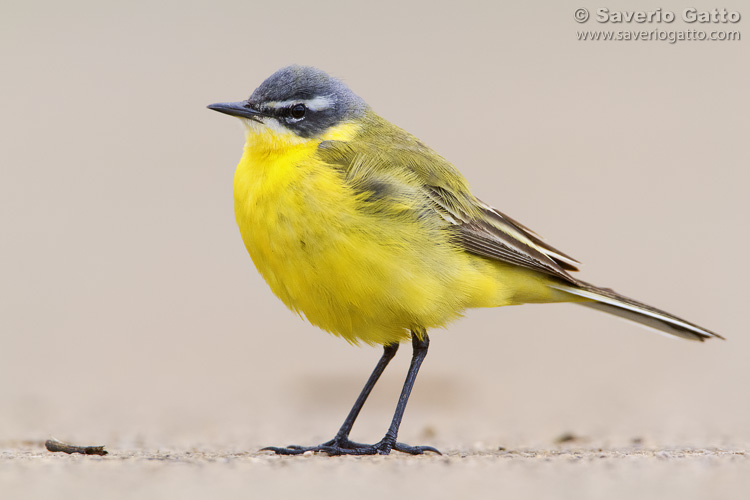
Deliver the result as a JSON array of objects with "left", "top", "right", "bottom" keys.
[{"left": 550, "top": 281, "right": 723, "bottom": 342}]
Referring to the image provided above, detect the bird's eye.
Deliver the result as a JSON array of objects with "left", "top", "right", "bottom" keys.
[{"left": 290, "top": 104, "right": 306, "bottom": 119}]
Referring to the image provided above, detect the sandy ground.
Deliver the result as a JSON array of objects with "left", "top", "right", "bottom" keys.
[{"left": 3, "top": 440, "right": 749, "bottom": 499}]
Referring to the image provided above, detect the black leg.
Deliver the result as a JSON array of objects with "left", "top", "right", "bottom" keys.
[
  {"left": 262, "top": 342, "right": 399, "bottom": 455},
  {"left": 262, "top": 330, "right": 440, "bottom": 456},
  {"left": 375, "top": 330, "right": 439, "bottom": 455},
  {"left": 331, "top": 342, "right": 399, "bottom": 441}
]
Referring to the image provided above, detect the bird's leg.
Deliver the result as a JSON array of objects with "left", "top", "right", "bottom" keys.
[
  {"left": 262, "top": 330, "right": 440, "bottom": 456},
  {"left": 261, "top": 342, "right": 399, "bottom": 455},
  {"left": 328, "top": 342, "right": 400, "bottom": 444},
  {"left": 374, "top": 330, "right": 439, "bottom": 455}
]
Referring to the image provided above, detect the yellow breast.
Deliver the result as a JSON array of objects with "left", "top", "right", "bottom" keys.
[{"left": 232, "top": 122, "right": 568, "bottom": 345}]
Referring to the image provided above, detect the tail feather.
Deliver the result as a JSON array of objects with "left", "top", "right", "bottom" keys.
[{"left": 550, "top": 281, "right": 723, "bottom": 342}]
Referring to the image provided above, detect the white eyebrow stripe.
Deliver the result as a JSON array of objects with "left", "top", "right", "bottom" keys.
[{"left": 265, "top": 96, "right": 335, "bottom": 111}]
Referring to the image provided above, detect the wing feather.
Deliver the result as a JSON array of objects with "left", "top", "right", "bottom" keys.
[
  {"left": 317, "top": 132, "right": 581, "bottom": 285},
  {"left": 425, "top": 186, "right": 579, "bottom": 283}
]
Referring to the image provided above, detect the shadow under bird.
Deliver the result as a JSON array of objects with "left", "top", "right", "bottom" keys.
[{"left": 208, "top": 65, "right": 722, "bottom": 456}]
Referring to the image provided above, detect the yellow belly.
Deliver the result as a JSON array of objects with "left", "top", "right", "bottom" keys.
[{"left": 233, "top": 127, "right": 571, "bottom": 345}]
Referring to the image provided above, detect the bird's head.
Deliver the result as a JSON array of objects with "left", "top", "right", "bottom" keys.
[{"left": 208, "top": 65, "right": 368, "bottom": 146}]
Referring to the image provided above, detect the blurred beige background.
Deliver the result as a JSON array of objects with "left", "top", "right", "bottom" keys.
[{"left": 1, "top": 0, "right": 748, "bottom": 496}]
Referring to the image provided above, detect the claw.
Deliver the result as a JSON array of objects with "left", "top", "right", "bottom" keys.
[
  {"left": 393, "top": 442, "right": 442, "bottom": 455},
  {"left": 260, "top": 446, "right": 307, "bottom": 455},
  {"left": 261, "top": 439, "right": 441, "bottom": 456}
]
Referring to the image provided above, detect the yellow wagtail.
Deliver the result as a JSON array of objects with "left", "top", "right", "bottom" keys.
[{"left": 208, "top": 65, "right": 722, "bottom": 456}]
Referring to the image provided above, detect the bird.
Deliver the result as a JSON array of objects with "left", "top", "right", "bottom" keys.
[{"left": 208, "top": 65, "right": 722, "bottom": 456}]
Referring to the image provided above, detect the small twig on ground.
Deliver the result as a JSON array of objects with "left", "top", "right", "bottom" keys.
[
  {"left": 555, "top": 432, "right": 581, "bottom": 444},
  {"left": 45, "top": 438, "right": 108, "bottom": 456}
]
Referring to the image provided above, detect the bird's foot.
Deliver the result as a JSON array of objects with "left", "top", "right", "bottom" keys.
[{"left": 261, "top": 437, "right": 440, "bottom": 456}]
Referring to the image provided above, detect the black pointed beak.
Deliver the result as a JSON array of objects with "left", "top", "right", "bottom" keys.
[{"left": 207, "top": 101, "right": 262, "bottom": 120}]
